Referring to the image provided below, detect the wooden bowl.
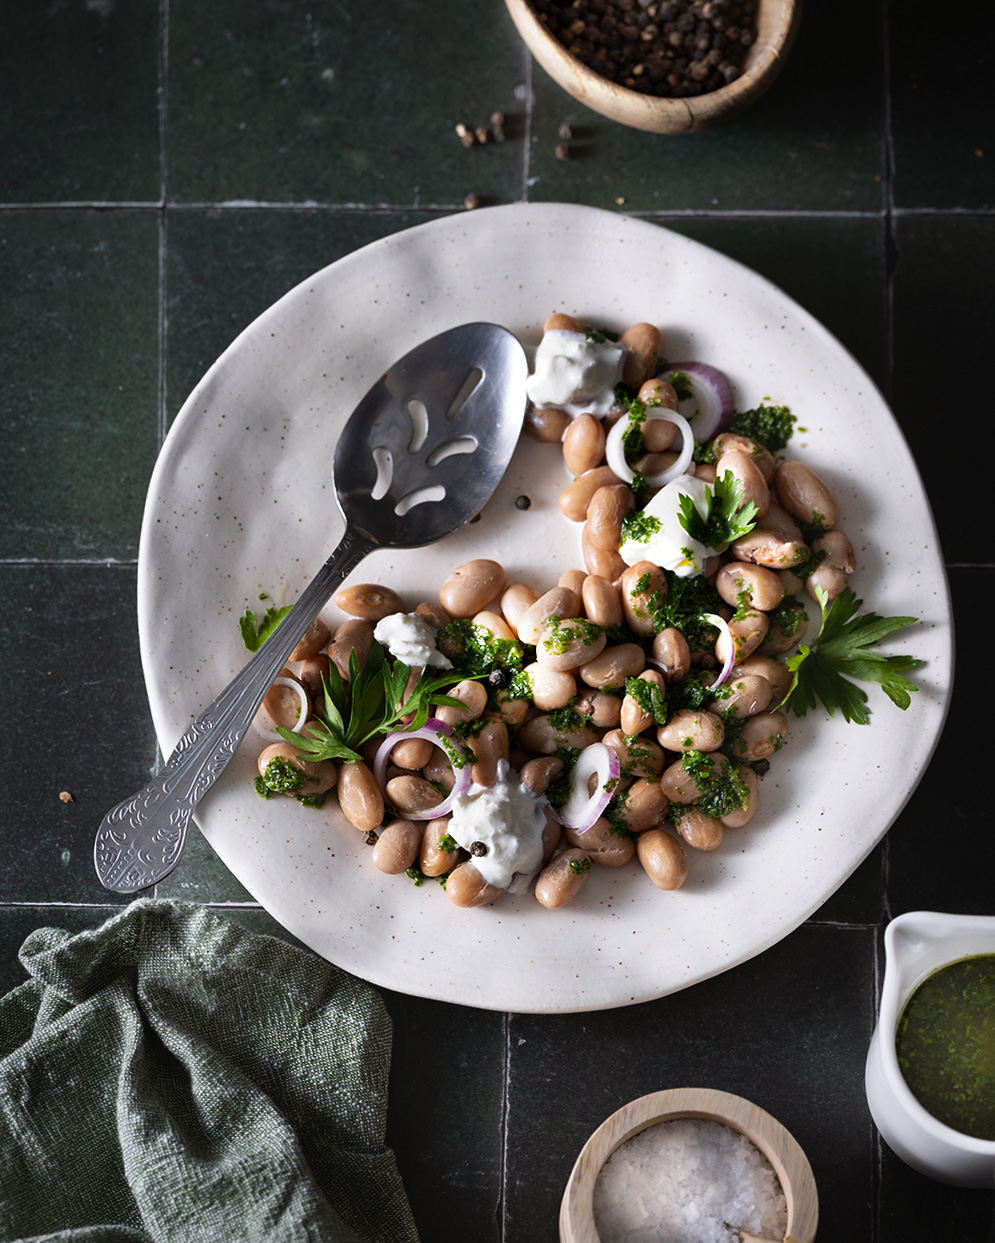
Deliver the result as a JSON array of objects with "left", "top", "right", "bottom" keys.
[
  {"left": 560, "top": 1087, "right": 818, "bottom": 1243},
  {"left": 504, "top": 0, "right": 802, "bottom": 133}
]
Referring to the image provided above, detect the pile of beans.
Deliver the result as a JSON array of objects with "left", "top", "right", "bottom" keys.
[{"left": 255, "top": 312, "right": 855, "bottom": 911}]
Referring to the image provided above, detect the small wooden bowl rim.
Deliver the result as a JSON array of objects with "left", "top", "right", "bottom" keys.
[
  {"left": 504, "top": 0, "right": 802, "bottom": 134},
  {"left": 559, "top": 1087, "right": 819, "bottom": 1243}
]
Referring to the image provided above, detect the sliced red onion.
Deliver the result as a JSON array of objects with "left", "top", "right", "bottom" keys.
[
  {"left": 550, "top": 743, "right": 621, "bottom": 832},
  {"left": 702, "top": 612, "right": 736, "bottom": 690},
  {"left": 668, "top": 361, "right": 735, "bottom": 443},
  {"left": 372, "top": 716, "right": 472, "bottom": 819},
  {"left": 605, "top": 408, "right": 695, "bottom": 488},
  {"left": 254, "top": 677, "right": 310, "bottom": 742}
]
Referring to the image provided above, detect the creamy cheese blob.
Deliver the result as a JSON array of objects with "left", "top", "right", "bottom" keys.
[
  {"left": 372, "top": 612, "right": 452, "bottom": 668},
  {"left": 447, "top": 759, "right": 546, "bottom": 890},
  {"left": 526, "top": 328, "right": 625, "bottom": 417},
  {"left": 618, "top": 474, "right": 716, "bottom": 578}
]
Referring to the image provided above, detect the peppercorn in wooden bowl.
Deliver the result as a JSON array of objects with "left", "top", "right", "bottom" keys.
[
  {"left": 504, "top": 0, "right": 801, "bottom": 133},
  {"left": 560, "top": 1087, "right": 818, "bottom": 1243}
]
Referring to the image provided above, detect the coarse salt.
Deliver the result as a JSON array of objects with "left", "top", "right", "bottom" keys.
[{"left": 593, "top": 1117, "right": 787, "bottom": 1243}]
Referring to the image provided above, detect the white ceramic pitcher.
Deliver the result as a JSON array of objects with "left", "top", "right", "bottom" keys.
[{"left": 865, "top": 910, "right": 995, "bottom": 1187}]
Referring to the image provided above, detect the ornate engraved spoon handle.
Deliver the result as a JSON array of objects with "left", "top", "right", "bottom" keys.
[{"left": 93, "top": 528, "right": 376, "bottom": 893}]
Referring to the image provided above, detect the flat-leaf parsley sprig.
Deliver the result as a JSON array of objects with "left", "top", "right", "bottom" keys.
[
  {"left": 677, "top": 470, "right": 759, "bottom": 551},
  {"left": 781, "top": 586, "right": 922, "bottom": 725},
  {"left": 277, "top": 642, "right": 470, "bottom": 763}
]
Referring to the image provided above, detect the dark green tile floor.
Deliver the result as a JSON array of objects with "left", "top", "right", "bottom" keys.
[{"left": 3, "top": 0, "right": 994, "bottom": 1239}]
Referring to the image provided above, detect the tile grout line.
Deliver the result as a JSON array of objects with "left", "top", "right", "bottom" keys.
[
  {"left": 870, "top": 927, "right": 883, "bottom": 1243},
  {"left": 157, "top": 0, "right": 170, "bottom": 448},
  {"left": 2, "top": 199, "right": 993, "bottom": 218},
  {"left": 882, "top": 0, "right": 897, "bottom": 413},
  {"left": 0, "top": 559, "right": 138, "bottom": 568}
]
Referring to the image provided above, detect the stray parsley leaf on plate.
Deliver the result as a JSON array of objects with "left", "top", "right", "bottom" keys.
[
  {"left": 677, "top": 470, "right": 759, "bottom": 551},
  {"left": 239, "top": 605, "right": 292, "bottom": 652},
  {"left": 781, "top": 587, "right": 922, "bottom": 724}
]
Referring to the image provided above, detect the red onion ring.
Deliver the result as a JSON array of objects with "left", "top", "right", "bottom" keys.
[
  {"left": 668, "top": 361, "right": 735, "bottom": 443},
  {"left": 550, "top": 743, "right": 621, "bottom": 832},
  {"left": 605, "top": 407, "right": 695, "bottom": 488},
  {"left": 702, "top": 612, "right": 736, "bottom": 690},
  {"left": 372, "top": 717, "right": 473, "bottom": 819}
]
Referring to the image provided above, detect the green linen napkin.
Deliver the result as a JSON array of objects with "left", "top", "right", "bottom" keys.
[{"left": 0, "top": 900, "right": 419, "bottom": 1243}]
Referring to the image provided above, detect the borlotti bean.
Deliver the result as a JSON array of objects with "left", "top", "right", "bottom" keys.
[{"left": 250, "top": 312, "right": 856, "bottom": 910}]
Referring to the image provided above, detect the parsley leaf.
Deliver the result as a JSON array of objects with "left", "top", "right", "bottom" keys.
[
  {"left": 676, "top": 471, "right": 759, "bottom": 550},
  {"left": 239, "top": 604, "right": 291, "bottom": 652},
  {"left": 277, "top": 643, "right": 472, "bottom": 763},
  {"left": 781, "top": 587, "right": 922, "bottom": 724}
]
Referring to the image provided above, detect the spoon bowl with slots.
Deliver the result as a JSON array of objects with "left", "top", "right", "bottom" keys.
[{"left": 93, "top": 321, "right": 529, "bottom": 894}]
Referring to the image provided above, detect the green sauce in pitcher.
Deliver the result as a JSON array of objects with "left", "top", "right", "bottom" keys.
[{"left": 896, "top": 954, "right": 995, "bottom": 1141}]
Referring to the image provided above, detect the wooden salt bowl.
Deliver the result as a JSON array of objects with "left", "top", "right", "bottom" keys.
[
  {"left": 560, "top": 1086, "right": 818, "bottom": 1243},
  {"left": 504, "top": 0, "right": 802, "bottom": 134}
]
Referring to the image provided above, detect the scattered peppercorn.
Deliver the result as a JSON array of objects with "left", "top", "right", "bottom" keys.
[
  {"left": 555, "top": 142, "right": 571, "bottom": 160},
  {"left": 470, "top": 841, "right": 489, "bottom": 856},
  {"left": 515, "top": 494, "right": 532, "bottom": 510},
  {"left": 528, "top": 0, "right": 758, "bottom": 98},
  {"left": 455, "top": 113, "right": 510, "bottom": 148},
  {"left": 558, "top": 121, "right": 573, "bottom": 140},
  {"left": 464, "top": 192, "right": 481, "bottom": 210},
  {"left": 363, "top": 830, "right": 378, "bottom": 845}
]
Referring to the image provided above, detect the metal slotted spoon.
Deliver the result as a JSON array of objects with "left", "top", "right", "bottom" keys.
[{"left": 94, "top": 321, "right": 529, "bottom": 893}]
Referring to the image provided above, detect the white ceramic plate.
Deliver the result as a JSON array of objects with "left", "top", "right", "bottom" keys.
[{"left": 138, "top": 203, "right": 952, "bottom": 1014}]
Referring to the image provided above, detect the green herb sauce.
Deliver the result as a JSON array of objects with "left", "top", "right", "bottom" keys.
[
  {"left": 624, "top": 675, "right": 668, "bottom": 725},
  {"left": 896, "top": 955, "right": 995, "bottom": 1140},
  {"left": 681, "top": 750, "right": 749, "bottom": 819},
  {"left": 256, "top": 756, "right": 307, "bottom": 796},
  {"left": 726, "top": 403, "right": 796, "bottom": 452},
  {"left": 652, "top": 572, "right": 724, "bottom": 650},
  {"left": 437, "top": 617, "right": 530, "bottom": 702},
  {"left": 620, "top": 511, "right": 662, "bottom": 545}
]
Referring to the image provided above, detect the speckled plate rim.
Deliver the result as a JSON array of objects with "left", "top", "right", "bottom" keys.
[{"left": 137, "top": 201, "right": 953, "bottom": 1014}]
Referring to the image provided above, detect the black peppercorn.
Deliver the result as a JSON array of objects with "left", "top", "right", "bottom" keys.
[{"left": 529, "top": 0, "right": 755, "bottom": 96}]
